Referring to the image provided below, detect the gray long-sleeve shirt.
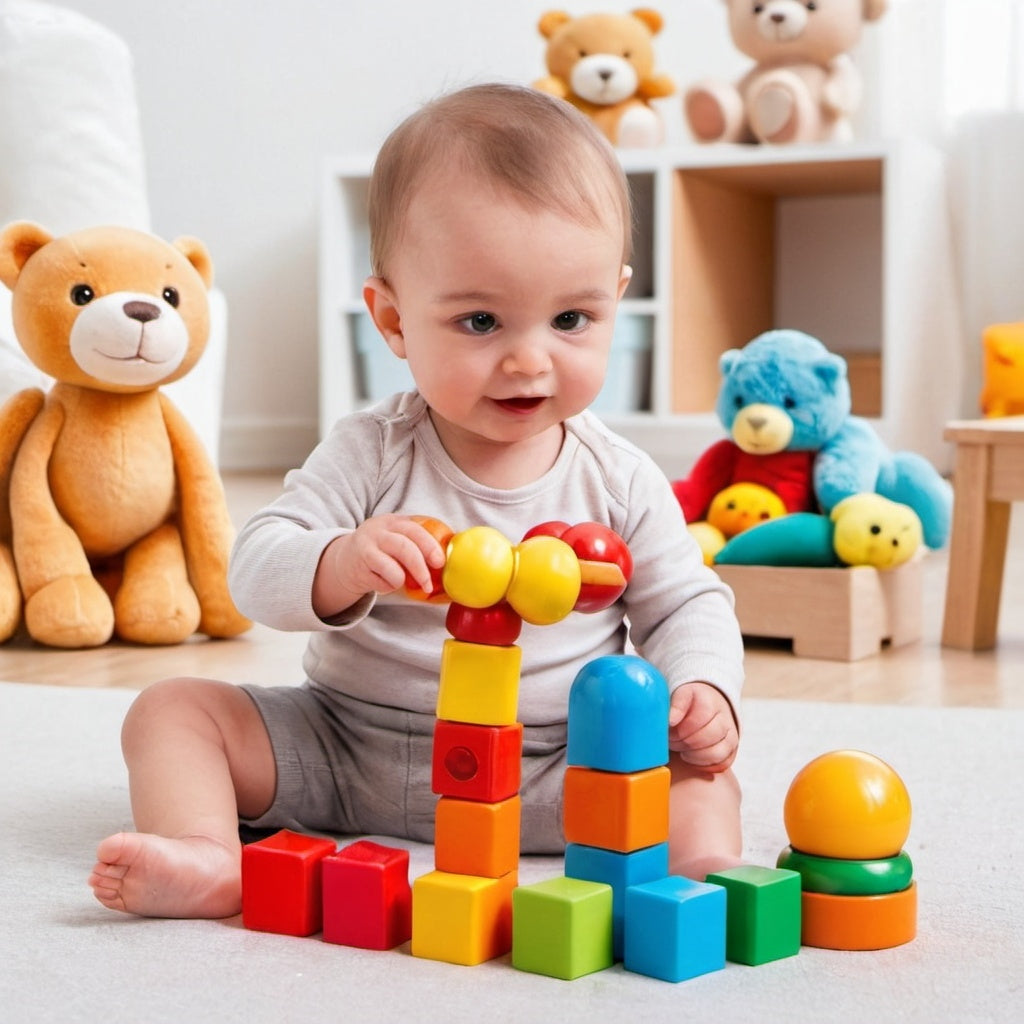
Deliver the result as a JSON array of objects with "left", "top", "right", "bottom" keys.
[{"left": 229, "top": 391, "right": 743, "bottom": 727}]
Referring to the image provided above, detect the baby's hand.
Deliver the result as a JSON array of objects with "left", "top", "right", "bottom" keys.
[
  {"left": 313, "top": 514, "right": 446, "bottom": 617},
  {"left": 667, "top": 682, "right": 738, "bottom": 774}
]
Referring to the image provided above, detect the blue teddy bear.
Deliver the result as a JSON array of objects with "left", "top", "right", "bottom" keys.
[{"left": 678, "top": 329, "right": 951, "bottom": 550}]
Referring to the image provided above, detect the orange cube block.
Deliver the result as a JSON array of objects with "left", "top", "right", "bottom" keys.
[
  {"left": 563, "top": 765, "right": 670, "bottom": 853},
  {"left": 435, "top": 795, "right": 521, "bottom": 878},
  {"left": 800, "top": 882, "right": 917, "bottom": 950}
]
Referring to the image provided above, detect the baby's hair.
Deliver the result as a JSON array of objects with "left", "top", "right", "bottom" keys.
[{"left": 367, "top": 82, "right": 633, "bottom": 279}]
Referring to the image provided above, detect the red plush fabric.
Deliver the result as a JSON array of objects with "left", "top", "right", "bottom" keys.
[{"left": 672, "top": 440, "right": 817, "bottom": 522}]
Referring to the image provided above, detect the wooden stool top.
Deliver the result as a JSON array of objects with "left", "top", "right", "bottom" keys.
[{"left": 945, "top": 417, "right": 1024, "bottom": 445}]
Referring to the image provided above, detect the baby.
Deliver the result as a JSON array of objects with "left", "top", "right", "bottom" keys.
[{"left": 89, "top": 82, "right": 745, "bottom": 919}]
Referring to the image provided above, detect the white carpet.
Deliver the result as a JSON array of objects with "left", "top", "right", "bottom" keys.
[{"left": 1, "top": 682, "right": 1021, "bottom": 1023}]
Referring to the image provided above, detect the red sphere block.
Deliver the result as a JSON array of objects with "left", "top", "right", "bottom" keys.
[
  {"left": 322, "top": 840, "right": 412, "bottom": 950},
  {"left": 241, "top": 829, "right": 337, "bottom": 936},
  {"left": 431, "top": 719, "right": 523, "bottom": 802},
  {"left": 446, "top": 601, "right": 523, "bottom": 645}
]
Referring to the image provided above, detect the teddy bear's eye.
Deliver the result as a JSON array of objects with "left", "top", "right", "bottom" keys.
[
  {"left": 70, "top": 284, "right": 94, "bottom": 306},
  {"left": 162, "top": 287, "right": 180, "bottom": 308},
  {"left": 870, "top": 524, "right": 882, "bottom": 535},
  {"left": 733, "top": 395, "right": 744, "bottom": 409},
  {"left": 783, "top": 396, "right": 797, "bottom": 409}
]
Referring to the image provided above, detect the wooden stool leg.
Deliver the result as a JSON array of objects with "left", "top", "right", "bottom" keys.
[{"left": 942, "top": 443, "right": 1011, "bottom": 650}]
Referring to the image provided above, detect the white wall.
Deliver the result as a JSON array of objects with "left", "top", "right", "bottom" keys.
[{"left": 56, "top": 0, "right": 896, "bottom": 469}]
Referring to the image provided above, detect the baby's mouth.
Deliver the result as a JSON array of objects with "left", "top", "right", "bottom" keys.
[{"left": 495, "top": 396, "right": 546, "bottom": 413}]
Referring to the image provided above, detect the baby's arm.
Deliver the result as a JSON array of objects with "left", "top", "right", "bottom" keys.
[
  {"left": 312, "top": 514, "right": 446, "bottom": 619},
  {"left": 667, "top": 682, "right": 739, "bottom": 774}
]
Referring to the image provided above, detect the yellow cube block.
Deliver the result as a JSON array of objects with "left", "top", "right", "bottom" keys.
[
  {"left": 437, "top": 639, "right": 521, "bottom": 726},
  {"left": 411, "top": 869, "right": 518, "bottom": 965}
]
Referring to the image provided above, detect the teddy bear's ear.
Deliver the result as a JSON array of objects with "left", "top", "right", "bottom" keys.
[
  {"left": 538, "top": 10, "right": 572, "bottom": 39},
  {"left": 719, "top": 349, "right": 741, "bottom": 375},
  {"left": 813, "top": 354, "right": 848, "bottom": 394},
  {"left": 863, "top": 0, "right": 888, "bottom": 21},
  {"left": 0, "top": 220, "right": 53, "bottom": 291},
  {"left": 173, "top": 235, "right": 214, "bottom": 289},
  {"left": 631, "top": 8, "right": 664, "bottom": 35}
]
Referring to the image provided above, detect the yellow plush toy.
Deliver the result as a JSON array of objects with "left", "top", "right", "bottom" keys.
[
  {"left": 830, "top": 493, "right": 922, "bottom": 570},
  {"left": 689, "top": 481, "right": 787, "bottom": 565},
  {"left": 0, "top": 221, "right": 251, "bottom": 648},
  {"left": 533, "top": 8, "right": 675, "bottom": 147},
  {"left": 980, "top": 322, "right": 1024, "bottom": 417}
]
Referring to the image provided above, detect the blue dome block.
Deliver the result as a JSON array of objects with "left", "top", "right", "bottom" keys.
[{"left": 567, "top": 655, "right": 669, "bottom": 772}]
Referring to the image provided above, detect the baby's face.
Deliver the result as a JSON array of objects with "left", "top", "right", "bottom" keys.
[{"left": 377, "top": 168, "right": 630, "bottom": 476}]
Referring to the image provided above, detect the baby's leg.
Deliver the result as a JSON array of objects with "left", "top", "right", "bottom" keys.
[
  {"left": 88, "top": 677, "right": 276, "bottom": 918},
  {"left": 667, "top": 758, "right": 744, "bottom": 881}
]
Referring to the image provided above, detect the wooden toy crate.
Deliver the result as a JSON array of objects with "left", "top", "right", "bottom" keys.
[{"left": 715, "top": 558, "right": 924, "bottom": 661}]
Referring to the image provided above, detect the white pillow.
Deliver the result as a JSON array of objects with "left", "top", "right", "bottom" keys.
[{"left": 0, "top": 0, "right": 150, "bottom": 234}]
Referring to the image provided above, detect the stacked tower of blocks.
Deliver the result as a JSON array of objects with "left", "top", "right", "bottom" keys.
[
  {"left": 777, "top": 749, "right": 917, "bottom": 950},
  {"left": 512, "top": 654, "right": 801, "bottom": 982},
  {"left": 407, "top": 520, "right": 633, "bottom": 966}
]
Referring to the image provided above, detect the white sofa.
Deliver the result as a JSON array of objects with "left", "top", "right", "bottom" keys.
[{"left": 0, "top": 0, "right": 227, "bottom": 463}]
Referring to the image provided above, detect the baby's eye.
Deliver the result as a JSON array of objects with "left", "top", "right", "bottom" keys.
[
  {"left": 552, "top": 310, "right": 589, "bottom": 332},
  {"left": 459, "top": 312, "right": 498, "bottom": 334}
]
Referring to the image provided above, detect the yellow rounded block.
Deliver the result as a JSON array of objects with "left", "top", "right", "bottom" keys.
[
  {"left": 506, "top": 535, "right": 581, "bottom": 625},
  {"left": 411, "top": 869, "right": 518, "bottom": 965},
  {"left": 800, "top": 882, "right": 917, "bottom": 950},
  {"left": 442, "top": 527, "right": 515, "bottom": 608},
  {"left": 437, "top": 639, "right": 522, "bottom": 726},
  {"left": 563, "top": 765, "right": 670, "bottom": 853},
  {"left": 784, "top": 750, "right": 911, "bottom": 859}
]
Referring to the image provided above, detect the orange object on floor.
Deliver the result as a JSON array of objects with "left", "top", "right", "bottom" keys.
[{"left": 800, "top": 882, "right": 917, "bottom": 950}]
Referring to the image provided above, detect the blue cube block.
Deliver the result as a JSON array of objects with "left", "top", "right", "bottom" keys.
[
  {"left": 624, "top": 876, "right": 727, "bottom": 983},
  {"left": 567, "top": 655, "right": 669, "bottom": 773},
  {"left": 565, "top": 842, "right": 669, "bottom": 959}
]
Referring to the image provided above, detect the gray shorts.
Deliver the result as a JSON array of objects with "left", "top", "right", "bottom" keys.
[{"left": 240, "top": 682, "right": 568, "bottom": 854}]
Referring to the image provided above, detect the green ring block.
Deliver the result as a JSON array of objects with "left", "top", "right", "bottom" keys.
[
  {"left": 512, "top": 877, "right": 614, "bottom": 981},
  {"left": 776, "top": 846, "right": 914, "bottom": 896},
  {"left": 706, "top": 865, "right": 802, "bottom": 966}
]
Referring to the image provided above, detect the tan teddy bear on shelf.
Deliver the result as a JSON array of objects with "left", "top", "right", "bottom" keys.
[
  {"left": 533, "top": 8, "right": 675, "bottom": 148},
  {"left": 685, "top": 0, "right": 888, "bottom": 145},
  {"left": 0, "top": 221, "right": 251, "bottom": 648}
]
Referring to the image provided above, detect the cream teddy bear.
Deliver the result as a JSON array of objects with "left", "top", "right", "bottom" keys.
[
  {"left": 533, "top": 8, "right": 675, "bottom": 148},
  {"left": 685, "top": 0, "right": 888, "bottom": 145}
]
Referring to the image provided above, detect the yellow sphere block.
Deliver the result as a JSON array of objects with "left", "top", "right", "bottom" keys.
[
  {"left": 438, "top": 639, "right": 522, "bottom": 726},
  {"left": 506, "top": 535, "right": 581, "bottom": 625},
  {"left": 411, "top": 869, "right": 518, "bottom": 965},
  {"left": 784, "top": 749, "right": 912, "bottom": 860},
  {"left": 442, "top": 527, "right": 515, "bottom": 608}
]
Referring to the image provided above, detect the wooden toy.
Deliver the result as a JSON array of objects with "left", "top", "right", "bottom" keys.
[
  {"left": 511, "top": 876, "right": 614, "bottom": 981},
  {"left": 777, "top": 846, "right": 914, "bottom": 897},
  {"left": 705, "top": 866, "right": 802, "bottom": 966},
  {"left": 241, "top": 829, "right": 336, "bottom": 937},
  {"left": 321, "top": 840, "right": 411, "bottom": 950},
  {"left": 563, "top": 765, "right": 670, "bottom": 853},
  {"left": 434, "top": 795, "right": 521, "bottom": 878},
  {"left": 566, "top": 654, "right": 669, "bottom": 772},
  {"left": 800, "top": 883, "right": 917, "bottom": 950},
  {"left": 430, "top": 720, "right": 522, "bottom": 802},
  {"left": 410, "top": 869, "right": 518, "bottom": 966},
  {"left": 564, "top": 841, "right": 669, "bottom": 959},
  {"left": 784, "top": 749, "right": 912, "bottom": 860},
  {"left": 436, "top": 639, "right": 521, "bottom": 726},
  {"left": 623, "top": 876, "right": 726, "bottom": 983}
]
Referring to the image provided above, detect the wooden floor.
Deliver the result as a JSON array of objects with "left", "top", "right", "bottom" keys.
[{"left": 4, "top": 472, "right": 1024, "bottom": 710}]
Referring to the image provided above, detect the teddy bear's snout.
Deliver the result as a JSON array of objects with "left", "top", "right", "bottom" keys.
[{"left": 123, "top": 301, "right": 161, "bottom": 324}]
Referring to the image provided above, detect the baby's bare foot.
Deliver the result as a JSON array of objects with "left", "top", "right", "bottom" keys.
[{"left": 89, "top": 832, "right": 241, "bottom": 919}]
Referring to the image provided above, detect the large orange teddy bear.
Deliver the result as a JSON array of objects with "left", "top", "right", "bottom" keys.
[{"left": 0, "top": 221, "right": 250, "bottom": 648}]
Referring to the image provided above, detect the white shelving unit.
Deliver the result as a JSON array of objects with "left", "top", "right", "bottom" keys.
[{"left": 319, "top": 139, "right": 962, "bottom": 478}]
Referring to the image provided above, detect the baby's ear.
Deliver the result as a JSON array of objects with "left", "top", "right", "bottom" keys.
[{"left": 363, "top": 277, "right": 406, "bottom": 357}]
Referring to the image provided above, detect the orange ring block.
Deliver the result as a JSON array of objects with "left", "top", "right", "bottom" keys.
[{"left": 800, "top": 882, "right": 917, "bottom": 950}]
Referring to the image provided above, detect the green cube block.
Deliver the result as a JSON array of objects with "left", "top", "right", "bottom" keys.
[
  {"left": 512, "top": 876, "right": 614, "bottom": 980},
  {"left": 706, "top": 866, "right": 801, "bottom": 965}
]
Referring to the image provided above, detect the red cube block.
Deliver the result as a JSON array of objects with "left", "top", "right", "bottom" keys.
[
  {"left": 431, "top": 719, "right": 523, "bottom": 802},
  {"left": 241, "top": 829, "right": 336, "bottom": 936},
  {"left": 322, "top": 840, "right": 412, "bottom": 950}
]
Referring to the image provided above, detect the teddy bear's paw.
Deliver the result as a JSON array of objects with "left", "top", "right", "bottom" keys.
[
  {"left": 114, "top": 580, "right": 202, "bottom": 646},
  {"left": 25, "top": 575, "right": 115, "bottom": 648},
  {"left": 684, "top": 82, "right": 744, "bottom": 142},
  {"left": 0, "top": 546, "right": 21, "bottom": 642},
  {"left": 748, "top": 70, "right": 815, "bottom": 144},
  {"left": 615, "top": 103, "right": 663, "bottom": 148},
  {"left": 199, "top": 600, "right": 253, "bottom": 639}
]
